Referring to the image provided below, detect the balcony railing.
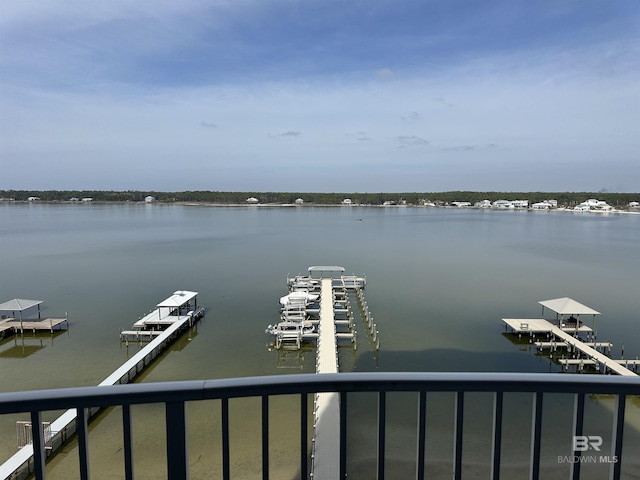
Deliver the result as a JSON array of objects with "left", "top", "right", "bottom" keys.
[{"left": 1, "top": 372, "right": 639, "bottom": 480}]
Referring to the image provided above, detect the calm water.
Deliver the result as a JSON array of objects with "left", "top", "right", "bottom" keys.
[{"left": 1, "top": 204, "right": 639, "bottom": 479}]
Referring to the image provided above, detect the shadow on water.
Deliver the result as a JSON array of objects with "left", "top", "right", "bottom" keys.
[{"left": 0, "top": 330, "right": 68, "bottom": 359}]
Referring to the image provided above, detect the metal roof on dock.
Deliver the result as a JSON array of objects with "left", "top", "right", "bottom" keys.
[
  {"left": 538, "top": 297, "right": 600, "bottom": 316},
  {"left": 0, "top": 299, "right": 43, "bottom": 312},
  {"left": 156, "top": 290, "right": 198, "bottom": 308}
]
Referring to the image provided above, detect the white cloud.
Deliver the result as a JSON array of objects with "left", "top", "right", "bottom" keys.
[{"left": 1, "top": 2, "right": 639, "bottom": 191}]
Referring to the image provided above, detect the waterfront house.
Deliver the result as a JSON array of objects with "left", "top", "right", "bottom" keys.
[
  {"left": 512, "top": 200, "right": 529, "bottom": 208},
  {"left": 492, "top": 200, "right": 514, "bottom": 209},
  {"left": 532, "top": 202, "right": 552, "bottom": 210},
  {"left": 574, "top": 198, "right": 613, "bottom": 212}
]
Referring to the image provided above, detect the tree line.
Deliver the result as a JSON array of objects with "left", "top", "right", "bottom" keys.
[{"left": 1, "top": 189, "right": 637, "bottom": 207}]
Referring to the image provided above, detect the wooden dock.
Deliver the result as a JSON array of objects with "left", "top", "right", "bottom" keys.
[
  {"left": 503, "top": 318, "right": 637, "bottom": 376},
  {"left": 0, "top": 299, "right": 68, "bottom": 338},
  {"left": 0, "top": 317, "right": 68, "bottom": 335},
  {"left": 0, "top": 292, "right": 204, "bottom": 480}
]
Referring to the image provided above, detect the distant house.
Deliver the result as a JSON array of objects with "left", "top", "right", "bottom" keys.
[
  {"left": 532, "top": 202, "right": 552, "bottom": 210},
  {"left": 574, "top": 198, "right": 613, "bottom": 212},
  {"left": 27, "top": 197, "right": 40, "bottom": 201},
  {"left": 342, "top": 199, "right": 352, "bottom": 205},
  {"left": 629, "top": 201, "right": 640, "bottom": 209},
  {"left": 294, "top": 198, "right": 304, "bottom": 205},
  {"left": 451, "top": 201, "right": 471, "bottom": 208},
  {"left": 69, "top": 197, "right": 80, "bottom": 202},
  {"left": 512, "top": 200, "right": 529, "bottom": 209},
  {"left": 474, "top": 200, "right": 491, "bottom": 208},
  {"left": 246, "top": 197, "right": 259, "bottom": 204},
  {"left": 145, "top": 196, "right": 155, "bottom": 203},
  {"left": 492, "top": 200, "right": 514, "bottom": 209},
  {"left": 81, "top": 197, "right": 93, "bottom": 202}
]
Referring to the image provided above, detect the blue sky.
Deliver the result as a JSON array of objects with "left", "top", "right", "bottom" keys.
[{"left": 1, "top": 0, "right": 639, "bottom": 192}]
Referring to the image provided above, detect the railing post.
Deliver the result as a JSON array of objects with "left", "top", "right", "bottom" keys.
[
  {"left": 377, "top": 391, "right": 386, "bottom": 480},
  {"left": 530, "top": 392, "right": 543, "bottom": 480},
  {"left": 221, "top": 398, "right": 230, "bottom": 480},
  {"left": 570, "top": 393, "right": 585, "bottom": 480},
  {"left": 300, "top": 393, "right": 308, "bottom": 480},
  {"left": 340, "top": 391, "right": 347, "bottom": 479},
  {"left": 491, "top": 391, "right": 503, "bottom": 480},
  {"left": 416, "top": 391, "right": 426, "bottom": 480},
  {"left": 453, "top": 391, "right": 464, "bottom": 480},
  {"left": 262, "top": 395, "right": 269, "bottom": 480},
  {"left": 165, "top": 401, "right": 189, "bottom": 480},
  {"left": 30, "top": 410, "right": 47, "bottom": 480},
  {"left": 77, "top": 407, "right": 90, "bottom": 480},
  {"left": 122, "top": 404, "right": 134, "bottom": 480},
  {"left": 610, "top": 394, "right": 626, "bottom": 480}
]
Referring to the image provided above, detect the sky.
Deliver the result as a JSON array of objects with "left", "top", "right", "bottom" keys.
[{"left": 1, "top": 0, "right": 639, "bottom": 192}]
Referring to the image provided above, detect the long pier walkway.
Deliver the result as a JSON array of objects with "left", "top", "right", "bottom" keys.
[
  {"left": 503, "top": 318, "right": 637, "bottom": 377},
  {"left": 0, "top": 291, "right": 204, "bottom": 480},
  {"left": 312, "top": 278, "right": 341, "bottom": 479}
]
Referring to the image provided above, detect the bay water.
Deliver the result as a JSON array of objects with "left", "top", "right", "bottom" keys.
[{"left": 1, "top": 203, "right": 639, "bottom": 479}]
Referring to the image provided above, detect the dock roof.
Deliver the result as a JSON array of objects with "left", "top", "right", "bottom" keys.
[
  {"left": 538, "top": 297, "right": 600, "bottom": 316},
  {"left": 0, "top": 299, "right": 43, "bottom": 312},
  {"left": 156, "top": 290, "right": 198, "bottom": 308},
  {"left": 308, "top": 266, "right": 345, "bottom": 278}
]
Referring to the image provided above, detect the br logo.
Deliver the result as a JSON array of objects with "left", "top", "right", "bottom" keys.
[{"left": 572, "top": 435, "right": 603, "bottom": 452}]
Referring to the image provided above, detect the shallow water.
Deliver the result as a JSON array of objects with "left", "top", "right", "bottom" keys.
[{"left": 1, "top": 204, "right": 639, "bottom": 478}]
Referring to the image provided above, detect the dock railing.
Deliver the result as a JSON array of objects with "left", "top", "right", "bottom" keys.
[{"left": 1, "top": 372, "right": 639, "bottom": 480}]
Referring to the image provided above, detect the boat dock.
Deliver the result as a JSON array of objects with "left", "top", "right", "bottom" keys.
[
  {"left": 0, "top": 299, "right": 68, "bottom": 338},
  {"left": 265, "top": 266, "right": 375, "bottom": 479},
  {"left": 312, "top": 278, "right": 341, "bottom": 478},
  {"left": 502, "top": 297, "right": 637, "bottom": 376},
  {"left": 0, "top": 291, "right": 205, "bottom": 480}
]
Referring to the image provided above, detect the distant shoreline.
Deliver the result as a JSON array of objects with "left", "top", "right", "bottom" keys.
[{"left": 2, "top": 199, "right": 639, "bottom": 214}]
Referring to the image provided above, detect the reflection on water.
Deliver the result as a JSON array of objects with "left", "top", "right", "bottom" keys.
[
  {"left": 1, "top": 204, "right": 639, "bottom": 478},
  {"left": 0, "top": 331, "right": 67, "bottom": 359}
]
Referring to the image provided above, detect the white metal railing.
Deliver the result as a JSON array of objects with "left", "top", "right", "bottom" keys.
[{"left": 1, "top": 372, "right": 639, "bottom": 480}]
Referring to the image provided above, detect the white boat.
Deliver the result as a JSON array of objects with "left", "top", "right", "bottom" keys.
[{"left": 280, "top": 291, "right": 319, "bottom": 306}]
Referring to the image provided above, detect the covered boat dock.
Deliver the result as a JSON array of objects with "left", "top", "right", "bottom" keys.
[
  {"left": 503, "top": 297, "right": 636, "bottom": 376},
  {"left": 538, "top": 296, "right": 600, "bottom": 331},
  {"left": 0, "top": 299, "right": 68, "bottom": 336}
]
